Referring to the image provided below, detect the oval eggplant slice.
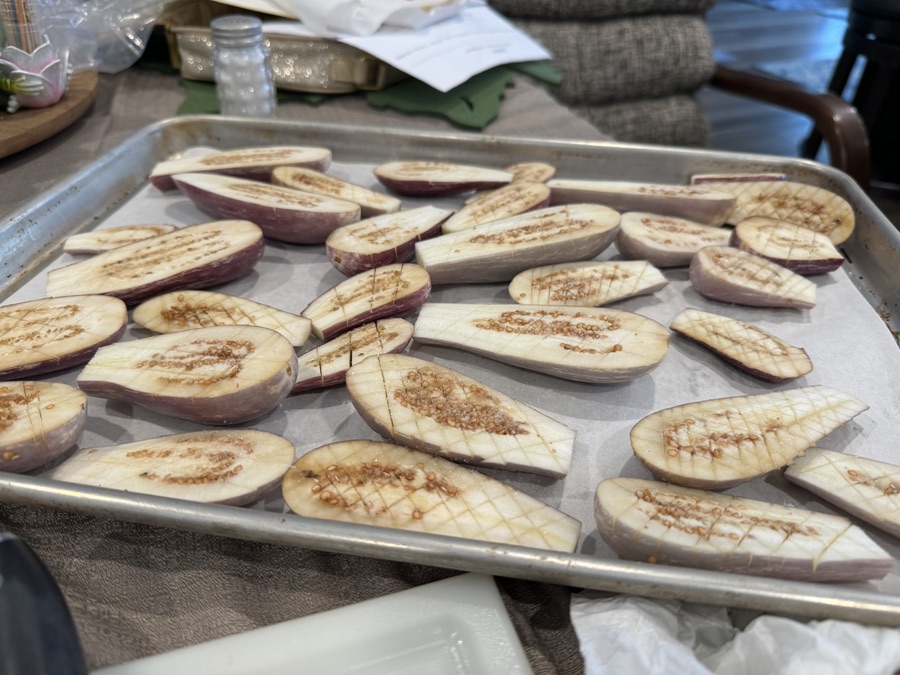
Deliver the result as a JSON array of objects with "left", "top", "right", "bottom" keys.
[
  {"left": 325, "top": 206, "right": 451, "bottom": 277},
  {"left": 345, "top": 354, "right": 575, "bottom": 478},
  {"left": 689, "top": 246, "right": 816, "bottom": 309},
  {"left": 414, "top": 303, "right": 669, "bottom": 383},
  {"left": 63, "top": 224, "right": 178, "bottom": 254},
  {"left": 0, "top": 382, "right": 87, "bottom": 473},
  {"left": 505, "top": 161, "right": 557, "bottom": 183},
  {"left": 670, "top": 308, "right": 812, "bottom": 382},
  {"left": 785, "top": 447, "right": 900, "bottom": 539},
  {"left": 415, "top": 204, "right": 620, "bottom": 285},
  {"left": 301, "top": 263, "right": 431, "bottom": 341},
  {"left": 594, "top": 477, "right": 892, "bottom": 582},
  {"left": 76, "top": 325, "right": 297, "bottom": 425},
  {"left": 0, "top": 295, "right": 127, "bottom": 380},
  {"left": 730, "top": 217, "right": 844, "bottom": 275},
  {"left": 547, "top": 179, "right": 736, "bottom": 227},
  {"left": 616, "top": 212, "right": 732, "bottom": 267},
  {"left": 292, "top": 318, "right": 413, "bottom": 394},
  {"left": 46, "top": 220, "right": 265, "bottom": 306},
  {"left": 149, "top": 146, "right": 332, "bottom": 191},
  {"left": 47, "top": 430, "right": 295, "bottom": 506},
  {"left": 133, "top": 290, "right": 311, "bottom": 346},
  {"left": 271, "top": 166, "right": 402, "bottom": 218},
  {"left": 630, "top": 385, "right": 868, "bottom": 489},
  {"left": 509, "top": 260, "right": 668, "bottom": 307},
  {"left": 373, "top": 161, "right": 513, "bottom": 196},
  {"left": 173, "top": 173, "right": 361, "bottom": 245},
  {"left": 283, "top": 439, "right": 581, "bottom": 552},
  {"left": 441, "top": 182, "right": 551, "bottom": 234}
]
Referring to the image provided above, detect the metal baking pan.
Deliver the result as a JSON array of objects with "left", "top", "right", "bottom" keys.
[{"left": 2, "top": 116, "right": 900, "bottom": 625}]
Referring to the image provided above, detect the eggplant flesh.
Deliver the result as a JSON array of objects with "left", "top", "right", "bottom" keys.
[
  {"left": 730, "top": 217, "right": 844, "bottom": 275},
  {"left": 63, "top": 225, "right": 178, "bottom": 254},
  {"left": 271, "top": 166, "right": 402, "bottom": 217},
  {"left": 615, "top": 212, "right": 732, "bottom": 267},
  {"left": 441, "top": 182, "right": 551, "bottom": 234},
  {"left": 373, "top": 161, "right": 513, "bottom": 196}
]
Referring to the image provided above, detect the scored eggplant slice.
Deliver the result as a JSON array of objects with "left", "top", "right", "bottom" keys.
[
  {"left": 508, "top": 260, "right": 668, "bottom": 307},
  {"left": 0, "top": 295, "right": 127, "bottom": 380},
  {"left": 730, "top": 217, "right": 844, "bottom": 275},
  {"left": 46, "top": 220, "right": 265, "bottom": 306},
  {"left": 283, "top": 439, "right": 582, "bottom": 552},
  {"left": 271, "top": 166, "right": 402, "bottom": 217},
  {"left": 373, "top": 161, "right": 513, "bottom": 196},
  {"left": 47, "top": 430, "right": 296, "bottom": 506},
  {"left": 615, "top": 212, "right": 732, "bottom": 267},
  {"left": 345, "top": 354, "right": 576, "bottom": 478},
  {"left": 689, "top": 246, "right": 817, "bottom": 309},
  {"left": 0, "top": 382, "right": 87, "bottom": 473},
  {"left": 300, "top": 263, "right": 431, "bottom": 341},
  {"left": 785, "top": 447, "right": 900, "bottom": 539},
  {"left": 669, "top": 307, "right": 812, "bottom": 382},
  {"left": 415, "top": 204, "right": 620, "bottom": 285},
  {"left": 594, "top": 477, "right": 892, "bottom": 582},
  {"left": 132, "top": 290, "right": 312, "bottom": 346},
  {"left": 630, "top": 385, "right": 868, "bottom": 489},
  {"left": 63, "top": 224, "right": 178, "bottom": 254},
  {"left": 414, "top": 303, "right": 669, "bottom": 383},
  {"left": 76, "top": 325, "right": 298, "bottom": 425},
  {"left": 292, "top": 318, "right": 413, "bottom": 394},
  {"left": 441, "top": 182, "right": 551, "bottom": 234}
]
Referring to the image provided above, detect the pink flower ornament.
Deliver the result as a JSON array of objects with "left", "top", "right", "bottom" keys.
[{"left": 0, "top": 41, "right": 69, "bottom": 113}]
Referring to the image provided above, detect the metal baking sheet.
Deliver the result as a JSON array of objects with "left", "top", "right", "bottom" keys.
[{"left": 3, "top": 116, "right": 900, "bottom": 625}]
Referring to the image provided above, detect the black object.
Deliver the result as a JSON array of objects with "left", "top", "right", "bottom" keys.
[{"left": 0, "top": 533, "right": 87, "bottom": 675}]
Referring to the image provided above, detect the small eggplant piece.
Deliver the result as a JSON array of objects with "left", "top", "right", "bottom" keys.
[
  {"left": 0, "top": 295, "right": 127, "bottom": 380},
  {"left": 46, "top": 220, "right": 265, "bottom": 306},
  {"left": 0, "top": 382, "right": 87, "bottom": 473},
  {"left": 292, "top": 318, "right": 414, "bottom": 393},
  {"left": 415, "top": 205, "right": 620, "bottom": 285},
  {"left": 785, "top": 447, "right": 900, "bottom": 540},
  {"left": 271, "top": 166, "right": 402, "bottom": 218},
  {"left": 325, "top": 206, "right": 451, "bottom": 277},
  {"left": 63, "top": 225, "right": 178, "bottom": 254},
  {"left": 670, "top": 308, "right": 812, "bottom": 382},
  {"left": 346, "top": 354, "right": 575, "bottom": 478},
  {"left": 132, "top": 290, "right": 311, "bottom": 346},
  {"left": 508, "top": 260, "right": 668, "bottom": 307},
  {"left": 301, "top": 263, "right": 431, "bottom": 341},
  {"left": 547, "top": 179, "right": 736, "bottom": 227},
  {"left": 616, "top": 212, "right": 732, "bottom": 267},
  {"left": 630, "top": 385, "right": 868, "bottom": 489},
  {"left": 441, "top": 182, "right": 551, "bottom": 234},
  {"left": 173, "top": 173, "right": 360, "bottom": 245},
  {"left": 149, "top": 146, "right": 332, "bottom": 191},
  {"left": 76, "top": 325, "right": 297, "bottom": 425},
  {"left": 373, "top": 161, "right": 513, "bottom": 196},
  {"left": 47, "top": 430, "right": 295, "bottom": 506},
  {"left": 463, "top": 162, "right": 557, "bottom": 204},
  {"left": 689, "top": 246, "right": 816, "bottom": 309},
  {"left": 283, "top": 439, "right": 581, "bottom": 552},
  {"left": 594, "top": 477, "right": 892, "bottom": 582},
  {"left": 414, "top": 303, "right": 669, "bottom": 383},
  {"left": 730, "top": 217, "right": 844, "bottom": 275}
]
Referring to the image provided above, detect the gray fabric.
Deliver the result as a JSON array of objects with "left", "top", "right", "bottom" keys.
[
  {"left": 571, "top": 94, "right": 711, "bottom": 146},
  {"left": 489, "top": 0, "right": 716, "bottom": 20}
]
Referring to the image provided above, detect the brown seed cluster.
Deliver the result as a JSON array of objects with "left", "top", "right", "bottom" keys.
[
  {"left": 703, "top": 324, "right": 790, "bottom": 357},
  {"left": 709, "top": 250, "right": 787, "bottom": 289},
  {"left": 231, "top": 183, "right": 324, "bottom": 207},
  {"left": 640, "top": 216, "right": 724, "bottom": 246},
  {"left": 100, "top": 229, "right": 230, "bottom": 280},
  {"left": 306, "top": 326, "right": 397, "bottom": 367},
  {"left": 199, "top": 149, "right": 294, "bottom": 166},
  {"left": 636, "top": 185, "right": 707, "bottom": 197},
  {"left": 472, "top": 309, "right": 620, "bottom": 341},
  {"left": 137, "top": 338, "right": 252, "bottom": 385},
  {"left": 662, "top": 413, "right": 768, "bottom": 459},
  {"left": 160, "top": 296, "right": 250, "bottom": 328},
  {"left": 748, "top": 190, "right": 839, "bottom": 235},
  {"left": 467, "top": 216, "right": 586, "bottom": 246},
  {"left": 391, "top": 162, "right": 454, "bottom": 177},
  {"left": 530, "top": 266, "right": 630, "bottom": 303},
  {"left": 844, "top": 468, "right": 900, "bottom": 497},
  {"left": 1, "top": 304, "right": 85, "bottom": 354},
  {"left": 136, "top": 435, "right": 252, "bottom": 485},
  {"left": 326, "top": 269, "right": 409, "bottom": 312},
  {"left": 0, "top": 384, "right": 40, "bottom": 432}
]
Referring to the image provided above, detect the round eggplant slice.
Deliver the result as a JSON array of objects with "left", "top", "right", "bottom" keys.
[
  {"left": 615, "top": 212, "right": 732, "bottom": 267},
  {"left": 730, "top": 217, "right": 844, "bottom": 275},
  {"left": 373, "top": 161, "right": 513, "bottom": 196},
  {"left": 63, "top": 224, "right": 178, "bottom": 254},
  {"left": 271, "top": 166, "right": 402, "bottom": 218}
]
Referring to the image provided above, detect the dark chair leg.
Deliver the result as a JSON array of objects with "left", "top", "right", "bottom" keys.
[{"left": 801, "top": 50, "right": 860, "bottom": 159}]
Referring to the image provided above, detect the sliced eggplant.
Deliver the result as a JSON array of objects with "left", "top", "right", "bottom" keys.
[
  {"left": 325, "top": 206, "right": 451, "bottom": 277},
  {"left": 63, "top": 225, "right": 178, "bottom": 254},
  {"left": 670, "top": 308, "right": 812, "bottom": 382},
  {"left": 173, "top": 173, "right": 361, "bottom": 245},
  {"left": 441, "top": 182, "right": 551, "bottom": 234},
  {"left": 785, "top": 447, "right": 900, "bottom": 539},
  {"left": 630, "top": 385, "right": 868, "bottom": 489},
  {"left": 46, "top": 220, "right": 265, "bottom": 305},
  {"left": 373, "top": 161, "right": 513, "bottom": 196},
  {"left": 47, "top": 430, "right": 295, "bottom": 506},
  {"left": 594, "top": 477, "right": 892, "bottom": 582},
  {"left": 414, "top": 303, "right": 669, "bottom": 383},
  {"left": 616, "top": 212, "right": 732, "bottom": 267},
  {"left": 271, "top": 166, "right": 402, "bottom": 217},
  {"left": 690, "top": 172, "right": 787, "bottom": 184},
  {"left": 301, "top": 263, "right": 431, "bottom": 341},
  {"left": 0, "top": 382, "right": 87, "bottom": 473},
  {"left": 149, "top": 146, "right": 332, "bottom": 191},
  {"left": 132, "top": 290, "right": 312, "bottom": 346},
  {"left": 689, "top": 246, "right": 816, "bottom": 309},
  {"left": 76, "top": 325, "right": 297, "bottom": 425},
  {"left": 292, "top": 318, "right": 414, "bottom": 393},
  {"left": 730, "top": 217, "right": 844, "bottom": 275},
  {"left": 0, "top": 295, "right": 127, "bottom": 380},
  {"left": 345, "top": 354, "right": 575, "bottom": 478},
  {"left": 508, "top": 260, "right": 668, "bottom": 307},
  {"left": 283, "top": 439, "right": 581, "bottom": 552},
  {"left": 505, "top": 161, "right": 557, "bottom": 183},
  {"left": 547, "top": 179, "right": 736, "bottom": 227},
  {"left": 415, "top": 205, "right": 620, "bottom": 285}
]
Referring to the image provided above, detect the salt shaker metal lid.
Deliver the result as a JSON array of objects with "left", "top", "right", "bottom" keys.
[{"left": 210, "top": 15, "right": 266, "bottom": 47}]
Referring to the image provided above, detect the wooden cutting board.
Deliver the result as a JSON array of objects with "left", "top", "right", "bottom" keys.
[{"left": 0, "top": 69, "right": 99, "bottom": 159}]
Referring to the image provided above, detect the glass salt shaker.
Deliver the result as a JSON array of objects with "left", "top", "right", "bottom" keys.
[{"left": 210, "top": 15, "right": 277, "bottom": 117}]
